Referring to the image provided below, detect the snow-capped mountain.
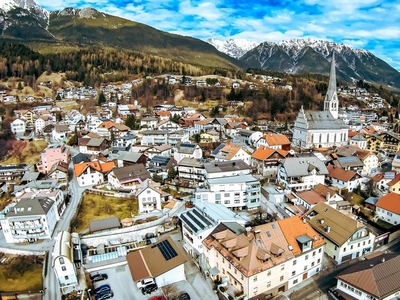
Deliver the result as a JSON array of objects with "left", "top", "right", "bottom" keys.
[
  {"left": 0, "top": 0, "right": 49, "bottom": 22},
  {"left": 207, "top": 38, "right": 259, "bottom": 59},
  {"left": 240, "top": 38, "right": 400, "bottom": 89}
]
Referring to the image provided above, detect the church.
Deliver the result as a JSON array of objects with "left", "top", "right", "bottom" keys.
[{"left": 291, "top": 53, "right": 348, "bottom": 149}]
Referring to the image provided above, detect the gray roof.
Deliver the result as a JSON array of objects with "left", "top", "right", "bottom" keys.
[
  {"left": 281, "top": 154, "right": 328, "bottom": 177},
  {"left": 21, "top": 172, "right": 40, "bottom": 182},
  {"left": 207, "top": 173, "right": 258, "bottom": 184},
  {"left": 304, "top": 111, "right": 347, "bottom": 129},
  {"left": 5, "top": 198, "right": 55, "bottom": 217},
  {"left": 204, "top": 160, "right": 251, "bottom": 173},
  {"left": 89, "top": 217, "right": 120, "bottom": 233},
  {"left": 178, "top": 157, "right": 205, "bottom": 168},
  {"left": 117, "top": 151, "right": 144, "bottom": 163},
  {"left": 87, "top": 138, "right": 107, "bottom": 147},
  {"left": 335, "top": 156, "right": 363, "bottom": 168},
  {"left": 111, "top": 164, "right": 150, "bottom": 183}
]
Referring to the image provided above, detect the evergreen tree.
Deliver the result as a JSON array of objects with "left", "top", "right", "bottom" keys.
[
  {"left": 98, "top": 91, "right": 106, "bottom": 106},
  {"left": 125, "top": 115, "right": 137, "bottom": 130},
  {"left": 167, "top": 168, "right": 177, "bottom": 179}
]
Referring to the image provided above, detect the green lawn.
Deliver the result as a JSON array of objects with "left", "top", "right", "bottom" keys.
[
  {"left": 375, "top": 219, "right": 394, "bottom": 230},
  {"left": 71, "top": 193, "right": 138, "bottom": 232}
]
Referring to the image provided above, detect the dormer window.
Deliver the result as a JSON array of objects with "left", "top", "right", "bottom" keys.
[{"left": 296, "top": 235, "right": 313, "bottom": 253}]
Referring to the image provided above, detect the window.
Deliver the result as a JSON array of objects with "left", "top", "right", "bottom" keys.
[
  {"left": 267, "top": 270, "right": 271, "bottom": 276},
  {"left": 222, "top": 258, "right": 225, "bottom": 263},
  {"left": 224, "top": 193, "right": 230, "bottom": 197},
  {"left": 293, "top": 260, "right": 297, "bottom": 265},
  {"left": 267, "top": 281, "right": 271, "bottom": 287},
  {"left": 319, "top": 248, "right": 322, "bottom": 253},
  {"left": 224, "top": 200, "right": 230, "bottom": 204},
  {"left": 253, "top": 276, "right": 258, "bottom": 282},
  {"left": 280, "top": 276, "right": 284, "bottom": 282},
  {"left": 350, "top": 245, "right": 353, "bottom": 250},
  {"left": 234, "top": 269, "right": 237, "bottom": 274},
  {"left": 312, "top": 251, "right": 316, "bottom": 257},
  {"left": 311, "top": 262, "right": 315, "bottom": 267},
  {"left": 65, "top": 276, "right": 69, "bottom": 280},
  {"left": 305, "top": 255, "right": 309, "bottom": 260},
  {"left": 281, "top": 264, "right": 285, "bottom": 270},
  {"left": 304, "top": 265, "right": 307, "bottom": 271},
  {"left": 222, "top": 269, "right": 225, "bottom": 274},
  {"left": 317, "top": 259, "right": 321, "bottom": 264},
  {"left": 292, "top": 271, "right": 296, "bottom": 276},
  {"left": 59, "top": 258, "right": 65, "bottom": 264},
  {"left": 344, "top": 247, "right": 346, "bottom": 252},
  {"left": 228, "top": 264, "right": 231, "bottom": 269},
  {"left": 253, "top": 287, "right": 258, "bottom": 294},
  {"left": 61, "top": 266, "right": 66, "bottom": 271}
]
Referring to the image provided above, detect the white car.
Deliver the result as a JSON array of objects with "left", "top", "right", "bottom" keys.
[{"left": 136, "top": 277, "right": 155, "bottom": 289}]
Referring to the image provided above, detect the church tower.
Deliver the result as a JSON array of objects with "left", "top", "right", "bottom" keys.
[{"left": 324, "top": 52, "right": 339, "bottom": 119}]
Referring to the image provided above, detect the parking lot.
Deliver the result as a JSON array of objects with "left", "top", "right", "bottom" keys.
[{"left": 87, "top": 231, "right": 218, "bottom": 300}]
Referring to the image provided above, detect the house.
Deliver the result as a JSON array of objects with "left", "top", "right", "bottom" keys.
[
  {"left": 34, "top": 117, "right": 47, "bottom": 134},
  {"left": 140, "top": 117, "right": 158, "bottom": 129},
  {"left": 349, "top": 133, "right": 367, "bottom": 149},
  {"left": 78, "top": 138, "right": 110, "bottom": 155},
  {"left": 305, "top": 202, "right": 375, "bottom": 265},
  {"left": 204, "top": 159, "right": 252, "bottom": 179},
  {"left": 200, "top": 131, "right": 219, "bottom": 143},
  {"left": 156, "top": 120, "right": 181, "bottom": 131},
  {"left": 111, "top": 134, "right": 138, "bottom": 152},
  {"left": 37, "top": 144, "right": 70, "bottom": 174},
  {"left": 142, "top": 144, "right": 173, "bottom": 159},
  {"left": 375, "top": 193, "right": 400, "bottom": 225},
  {"left": 277, "top": 154, "right": 329, "bottom": 191},
  {"left": 256, "top": 133, "right": 291, "bottom": 150},
  {"left": 0, "top": 197, "right": 59, "bottom": 243},
  {"left": 236, "top": 130, "right": 263, "bottom": 146},
  {"left": 167, "top": 129, "right": 190, "bottom": 146},
  {"left": 179, "top": 202, "right": 247, "bottom": 258},
  {"left": 148, "top": 156, "right": 177, "bottom": 179},
  {"left": 74, "top": 160, "right": 115, "bottom": 187},
  {"left": 251, "top": 147, "right": 289, "bottom": 176},
  {"left": 155, "top": 111, "right": 171, "bottom": 121},
  {"left": 47, "top": 161, "right": 69, "bottom": 186},
  {"left": 173, "top": 142, "right": 203, "bottom": 163},
  {"left": 193, "top": 173, "right": 261, "bottom": 210},
  {"left": 180, "top": 113, "right": 206, "bottom": 128},
  {"left": 140, "top": 130, "right": 169, "bottom": 146},
  {"left": 52, "top": 231, "right": 80, "bottom": 293},
  {"left": 335, "top": 253, "right": 400, "bottom": 300},
  {"left": 136, "top": 179, "right": 163, "bottom": 213},
  {"left": 326, "top": 165, "right": 362, "bottom": 192},
  {"left": 211, "top": 140, "right": 251, "bottom": 165},
  {"left": 115, "top": 151, "right": 147, "bottom": 167},
  {"left": 312, "top": 184, "right": 344, "bottom": 209},
  {"left": 108, "top": 164, "right": 151, "bottom": 191},
  {"left": 52, "top": 125, "right": 71, "bottom": 141},
  {"left": 127, "top": 237, "right": 187, "bottom": 287},
  {"left": 10, "top": 118, "right": 26, "bottom": 136},
  {"left": 202, "top": 216, "right": 325, "bottom": 299},
  {"left": 392, "top": 150, "right": 400, "bottom": 171},
  {"left": 0, "top": 164, "right": 29, "bottom": 184},
  {"left": 177, "top": 157, "right": 207, "bottom": 183}
]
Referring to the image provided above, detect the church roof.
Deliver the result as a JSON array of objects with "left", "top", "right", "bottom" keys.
[{"left": 303, "top": 111, "right": 347, "bottom": 130}]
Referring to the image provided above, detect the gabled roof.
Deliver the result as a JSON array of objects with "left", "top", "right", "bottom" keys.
[
  {"left": 74, "top": 161, "right": 115, "bottom": 177},
  {"left": 305, "top": 202, "right": 363, "bottom": 246},
  {"left": 337, "top": 253, "right": 400, "bottom": 299},
  {"left": 280, "top": 155, "right": 328, "bottom": 177},
  {"left": 211, "top": 141, "right": 244, "bottom": 160},
  {"left": 295, "top": 190, "right": 327, "bottom": 206},
  {"left": 252, "top": 147, "right": 288, "bottom": 161},
  {"left": 376, "top": 193, "right": 400, "bottom": 215},
  {"left": 387, "top": 173, "right": 400, "bottom": 186},
  {"left": 327, "top": 165, "right": 358, "bottom": 182},
  {"left": 111, "top": 164, "right": 150, "bottom": 183},
  {"left": 262, "top": 133, "right": 290, "bottom": 146}
]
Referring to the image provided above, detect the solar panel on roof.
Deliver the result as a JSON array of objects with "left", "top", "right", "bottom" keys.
[
  {"left": 181, "top": 143, "right": 196, "bottom": 148},
  {"left": 180, "top": 214, "right": 199, "bottom": 233},
  {"left": 192, "top": 209, "right": 212, "bottom": 226},
  {"left": 187, "top": 211, "right": 207, "bottom": 229},
  {"left": 156, "top": 240, "right": 177, "bottom": 261}
]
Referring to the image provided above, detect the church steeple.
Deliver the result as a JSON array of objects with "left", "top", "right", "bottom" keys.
[{"left": 324, "top": 52, "right": 339, "bottom": 119}]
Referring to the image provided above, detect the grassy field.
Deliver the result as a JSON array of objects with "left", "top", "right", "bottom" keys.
[
  {"left": 1, "top": 140, "right": 48, "bottom": 165},
  {"left": 71, "top": 193, "right": 139, "bottom": 232},
  {"left": 0, "top": 255, "right": 43, "bottom": 292}
]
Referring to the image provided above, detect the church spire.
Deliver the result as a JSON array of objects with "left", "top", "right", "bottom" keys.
[{"left": 324, "top": 52, "right": 339, "bottom": 119}]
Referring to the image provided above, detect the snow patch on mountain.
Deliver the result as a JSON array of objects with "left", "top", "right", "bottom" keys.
[
  {"left": 206, "top": 38, "right": 259, "bottom": 59},
  {"left": 0, "top": 0, "right": 49, "bottom": 25}
]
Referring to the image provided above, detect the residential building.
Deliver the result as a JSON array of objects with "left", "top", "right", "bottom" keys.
[
  {"left": 74, "top": 161, "right": 115, "bottom": 187},
  {"left": 202, "top": 216, "right": 325, "bottom": 299},
  {"left": 336, "top": 253, "right": 400, "bottom": 300},
  {"left": 52, "top": 125, "right": 71, "bottom": 141},
  {"left": 326, "top": 165, "right": 362, "bottom": 192},
  {"left": 179, "top": 202, "right": 247, "bottom": 258},
  {"left": 256, "top": 133, "right": 291, "bottom": 150},
  {"left": 0, "top": 198, "right": 59, "bottom": 243},
  {"left": 251, "top": 147, "right": 289, "bottom": 176},
  {"left": 375, "top": 193, "right": 400, "bottom": 225},
  {"left": 52, "top": 231, "right": 79, "bottom": 293},
  {"left": 277, "top": 154, "right": 328, "bottom": 191},
  {"left": 115, "top": 151, "right": 147, "bottom": 168},
  {"left": 78, "top": 138, "right": 110, "bottom": 155},
  {"left": 127, "top": 237, "right": 187, "bottom": 287},
  {"left": 193, "top": 173, "right": 261, "bottom": 210},
  {"left": 10, "top": 118, "right": 26, "bottom": 136},
  {"left": 108, "top": 164, "right": 151, "bottom": 191},
  {"left": 37, "top": 144, "right": 70, "bottom": 174},
  {"left": 305, "top": 202, "right": 375, "bottom": 265},
  {"left": 211, "top": 141, "right": 251, "bottom": 165},
  {"left": 173, "top": 142, "right": 203, "bottom": 163},
  {"left": 135, "top": 179, "right": 162, "bottom": 213},
  {"left": 177, "top": 157, "right": 207, "bottom": 183}
]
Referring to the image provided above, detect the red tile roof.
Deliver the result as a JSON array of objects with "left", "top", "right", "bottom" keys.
[
  {"left": 74, "top": 161, "right": 115, "bottom": 177},
  {"left": 376, "top": 193, "right": 400, "bottom": 215},
  {"left": 327, "top": 165, "right": 357, "bottom": 182}
]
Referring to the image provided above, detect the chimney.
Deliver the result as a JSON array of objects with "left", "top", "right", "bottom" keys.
[
  {"left": 326, "top": 225, "right": 331, "bottom": 233},
  {"left": 320, "top": 219, "right": 325, "bottom": 224},
  {"left": 326, "top": 192, "right": 331, "bottom": 202},
  {"left": 382, "top": 257, "right": 386, "bottom": 263}
]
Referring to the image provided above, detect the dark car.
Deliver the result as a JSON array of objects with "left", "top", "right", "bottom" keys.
[
  {"left": 90, "top": 273, "right": 108, "bottom": 282},
  {"left": 174, "top": 293, "right": 190, "bottom": 300},
  {"left": 95, "top": 290, "right": 114, "bottom": 300},
  {"left": 95, "top": 284, "right": 111, "bottom": 295},
  {"left": 141, "top": 283, "right": 158, "bottom": 295}
]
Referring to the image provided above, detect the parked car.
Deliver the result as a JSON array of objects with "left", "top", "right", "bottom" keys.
[
  {"left": 95, "top": 290, "right": 114, "bottom": 300},
  {"left": 141, "top": 283, "right": 158, "bottom": 295},
  {"left": 90, "top": 273, "right": 108, "bottom": 282},
  {"left": 149, "top": 296, "right": 166, "bottom": 300},
  {"left": 172, "top": 293, "right": 190, "bottom": 300},
  {"left": 95, "top": 284, "right": 111, "bottom": 295},
  {"left": 137, "top": 277, "right": 156, "bottom": 289}
]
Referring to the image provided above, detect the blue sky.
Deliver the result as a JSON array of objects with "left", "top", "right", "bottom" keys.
[{"left": 36, "top": 0, "right": 400, "bottom": 70}]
